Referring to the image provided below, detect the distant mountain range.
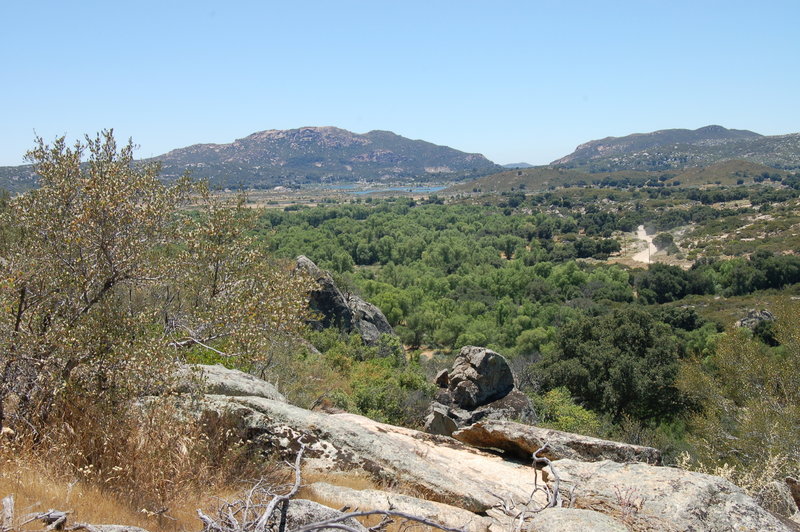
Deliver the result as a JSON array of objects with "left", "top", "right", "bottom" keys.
[
  {"left": 552, "top": 125, "right": 800, "bottom": 171},
  {"left": 149, "top": 126, "right": 501, "bottom": 188},
  {"left": 2, "top": 124, "right": 798, "bottom": 192},
  {"left": 0, "top": 127, "right": 501, "bottom": 192}
]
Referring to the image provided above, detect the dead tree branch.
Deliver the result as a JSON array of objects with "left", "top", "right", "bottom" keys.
[{"left": 489, "top": 443, "right": 564, "bottom": 531}]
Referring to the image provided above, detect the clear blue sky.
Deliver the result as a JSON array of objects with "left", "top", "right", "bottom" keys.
[{"left": 1, "top": 1, "right": 798, "bottom": 166}]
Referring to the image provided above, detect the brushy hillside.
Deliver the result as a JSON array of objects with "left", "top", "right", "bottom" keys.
[
  {"left": 552, "top": 125, "right": 800, "bottom": 171},
  {"left": 445, "top": 159, "right": 795, "bottom": 195},
  {"left": 150, "top": 126, "right": 501, "bottom": 188},
  {"left": 445, "top": 166, "right": 659, "bottom": 194}
]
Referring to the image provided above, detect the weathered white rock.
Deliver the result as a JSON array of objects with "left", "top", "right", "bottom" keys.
[
  {"left": 548, "top": 459, "right": 792, "bottom": 531},
  {"left": 198, "top": 394, "right": 546, "bottom": 513},
  {"left": 526, "top": 508, "right": 630, "bottom": 532},
  {"left": 284, "top": 499, "right": 367, "bottom": 531},
  {"left": 305, "top": 482, "right": 491, "bottom": 532},
  {"left": 175, "top": 364, "right": 286, "bottom": 401},
  {"left": 452, "top": 420, "right": 661, "bottom": 464}
]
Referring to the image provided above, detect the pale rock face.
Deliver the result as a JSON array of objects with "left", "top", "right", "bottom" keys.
[
  {"left": 198, "top": 394, "right": 547, "bottom": 513},
  {"left": 174, "top": 363, "right": 286, "bottom": 402},
  {"left": 175, "top": 365, "right": 792, "bottom": 532},
  {"left": 305, "top": 482, "right": 492, "bottom": 532},
  {"left": 283, "top": 499, "right": 367, "bottom": 531},
  {"left": 452, "top": 420, "right": 661, "bottom": 464},
  {"left": 548, "top": 459, "right": 792, "bottom": 531},
  {"left": 525, "top": 508, "right": 630, "bottom": 532}
]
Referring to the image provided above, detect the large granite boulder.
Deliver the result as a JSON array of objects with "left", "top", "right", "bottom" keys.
[
  {"left": 547, "top": 459, "right": 792, "bottom": 531},
  {"left": 424, "top": 346, "right": 535, "bottom": 436},
  {"left": 449, "top": 346, "right": 515, "bottom": 409},
  {"left": 296, "top": 255, "right": 393, "bottom": 345},
  {"left": 174, "top": 368, "right": 792, "bottom": 532},
  {"left": 452, "top": 420, "right": 661, "bottom": 465}
]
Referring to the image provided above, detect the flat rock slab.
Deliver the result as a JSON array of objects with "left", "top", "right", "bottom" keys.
[
  {"left": 453, "top": 420, "right": 661, "bottom": 464},
  {"left": 200, "top": 394, "right": 546, "bottom": 513},
  {"left": 305, "top": 482, "right": 492, "bottom": 532},
  {"left": 284, "top": 499, "right": 367, "bottom": 531},
  {"left": 549, "top": 459, "right": 792, "bottom": 532},
  {"left": 527, "top": 508, "right": 630, "bottom": 532}
]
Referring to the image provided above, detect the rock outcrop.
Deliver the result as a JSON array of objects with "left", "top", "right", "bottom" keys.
[
  {"left": 196, "top": 393, "right": 544, "bottom": 513},
  {"left": 448, "top": 345, "right": 515, "bottom": 408},
  {"left": 178, "top": 363, "right": 794, "bottom": 532},
  {"left": 282, "top": 499, "right": 367, "bottom": 531},
  {"left": 452, "top": 420, "right": 661, "bottom": 464},
  {"left": 174, "top": 363, "right": 286, "bottom": 402},
  {"left": 305, "top": 482, "right": 491, "bottom": 532},
  {"left": 296, "top": 256, "right": 393, "bottom": 345},
  {"left": 424, "top": 346, "right": 535, "bottom": 436},
  {"left": 736, "top": 308, "right": 776, "bottom": 329},
  {"left": 524, "top": 508, "right": 629, "bottom": 532},
  {"left": 549, "top": 459, "right": 791, "bottom": 531}
]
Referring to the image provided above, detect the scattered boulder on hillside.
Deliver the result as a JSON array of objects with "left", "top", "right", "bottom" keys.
[
  {"left": 452, "top": 420, "right": 661, "bottom": 465},
  {"left": 424, "top": 346, "right": 535, "bottom": 437},
  {"left": 296, "top": 256, "right": 394, "bottom": 345},
  {"left": 449, "top": 346, "right": 515, "bottom": 408},
  {"left": 547, "top": 459, "right": 792, "bottom": 531},
  {"left": 736, "top": 308, "right": 775, "bottom": 329},
  {"left": 346, "top": 294, "right": 394, "bottom": 346}
]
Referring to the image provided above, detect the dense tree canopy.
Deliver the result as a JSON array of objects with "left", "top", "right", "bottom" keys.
[{"left": 536, "top": 308, "right": 688, "bottom": 421}]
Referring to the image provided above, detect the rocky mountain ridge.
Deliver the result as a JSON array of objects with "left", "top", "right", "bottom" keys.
[
  {"left": 149, "top": 126, "right": 501, "bottom": 188},
  {"left": 552, "top": 125, "right": 800, "bottom": 171},
  {"left": 0, "top": 127, "right": 501, "bottom": 192}
]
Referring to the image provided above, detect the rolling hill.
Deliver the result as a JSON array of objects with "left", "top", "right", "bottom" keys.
[
  {"left": 552, "top": 125, "right": 800, "bottom": 172},
  {"left": 149, "top": 127, "right": 502, "bottom": 188},
  {"left": 444, "top": 159, "right": 794, "bottom": 195},
  {"left": 444, "top": 166, "right": 657, "bottom": 194}
]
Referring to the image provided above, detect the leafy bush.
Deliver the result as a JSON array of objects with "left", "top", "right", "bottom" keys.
[
  {"left": 677, "top": 299, "right": 800, "bottom": 484},
  {"left": 532, "top": 387, "right": 602, "bottom": 435}
]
